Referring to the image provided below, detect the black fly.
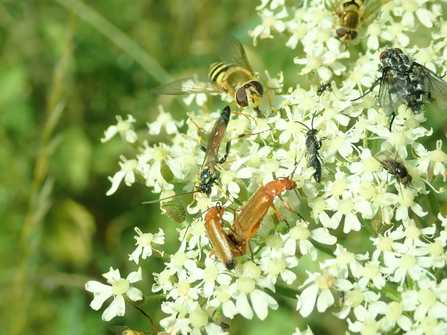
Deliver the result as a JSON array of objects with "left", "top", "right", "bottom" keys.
[
  {"left": 296, "top": 112, "right": 326, "bottom": 182},
  {"left": 352, "top": 48, "right": 447, "bottom": 129},
  {"left": 374, "top": 142, "right": 412, "bottom": 186}
]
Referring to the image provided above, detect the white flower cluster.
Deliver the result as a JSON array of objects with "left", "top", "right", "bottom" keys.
[{"left": 86, "top": 0, "right": 447, "bottom": 334}]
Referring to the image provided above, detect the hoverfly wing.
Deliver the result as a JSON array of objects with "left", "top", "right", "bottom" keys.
[
  {"left": 373, "top": 149, "right": 395, "bottom": 171},
  {"left": 378, "top": 69, "right": 408, "bottom": 115},
  {"left": 219, "top": 35, "right": 254, "bottom": 74},
  {"left": 380, "top": 141, "right": 403, "bottom": 162},
  {"left": 374, "top": 142, "right": 405, "bottom": 175},
  {"left": 360, "top": 0, "right": 391, "bottom": 20},
  {"left": 415, "top": 63, "right": 447, "bottom": 102},
  {"left": 151, "top": 75, "right": 225, "bottom": 95}
]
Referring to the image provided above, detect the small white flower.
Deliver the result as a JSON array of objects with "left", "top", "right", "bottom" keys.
[
  {"left": 106, "top": 156, "right": 138, "bottom": 196},
  {"left": 147, "top": 105, "right": 184, "bottom": 136},
  {"left": 296, "top": 271, "right": 336, "bottom": 317},
  {"left": 334, "top": 278, "right": 381, "bottom": 320},
  {"left": 85, "top": 267, "right": 143, "bottom": 321},
  {"left": 101, "top": 115, "right": 137, "bottom": 143},
  {"left": 249, "top": 7, "right": 288, "bottom": 45},
  {"left": 282, "top": 221, "right": 337, "bottom": 261},
  {"left": 129, "top": 227, "right": 165, "bottom": 264}
]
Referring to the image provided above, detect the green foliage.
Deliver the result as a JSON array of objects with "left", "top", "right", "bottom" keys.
[{"left": 0, "top": 1, "right": 260, "bottom": 335}]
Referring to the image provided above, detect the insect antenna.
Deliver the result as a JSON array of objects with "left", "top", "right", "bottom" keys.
[
  {"left": 133, "top": 305, "right": 159, "bottom": 334},
  {"left": 142, "top": 189, "right": 203, "bottom": 204}
]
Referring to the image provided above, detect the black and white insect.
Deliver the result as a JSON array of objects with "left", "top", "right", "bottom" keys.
[
  {"left": 353, "top": 48, "right": 447, "bottom": 129},
  {"left": 317, "top": 82, "right": 332, "bottom": 96},
  {"left": 296, "top": 112, "right": 326, "bottom": 182},
  {"left": 374, "top": 142, "right": 412, "bottom": 186}
]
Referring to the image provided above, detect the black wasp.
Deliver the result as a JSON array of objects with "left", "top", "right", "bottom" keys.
[
  {"left": 374, "top": 142, "right": 412, "bottom": 186},
  {"left": 296, "top": 112, "right": 326, "bottom": 182},
  {"left": 353, "top": 48, "right": 447, "bottom": 129}
]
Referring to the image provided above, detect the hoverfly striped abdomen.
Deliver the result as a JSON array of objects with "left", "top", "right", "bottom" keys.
[{"left": 336, "top": 0, "right": 361, "bottom": 40}]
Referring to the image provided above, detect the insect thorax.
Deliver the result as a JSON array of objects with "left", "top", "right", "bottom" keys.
[{"left": 381, "top": 50, "right": 413, "bottom": 73}]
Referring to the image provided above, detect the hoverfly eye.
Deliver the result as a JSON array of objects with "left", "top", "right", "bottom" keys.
[
  {"left": 350, "top": 31, "right": 358, "bottom": 40},
  {"left": 337, "top": 28, "right": 348, "bottom": 38},
  {"left": 251, "top": 81, "right": 264, "bottom": 96},
  {"left": 395, "top": 48, "right": 402, "bottom": 52},
  {"left": 236, "top": 88, "right": 248, "bottom": 106},
  {"left": 379, "top": 50, "right": 388, "bottom": 59}
]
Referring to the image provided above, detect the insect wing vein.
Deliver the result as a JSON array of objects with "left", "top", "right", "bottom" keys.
[
  {"left": 416, "top": 64, "right": 447, "bottom": 102},
  {"left": 378, "top": 70, "right": 408, "bottom": 114},
  {"left": 360, "top": 0, "right": 391, "bottom": 20},
  {"left": 151, "top": 75, "right": 224, "bottom": 95},
  {"left": 219, "top": 36, "right": 254, "bottom": 73}
]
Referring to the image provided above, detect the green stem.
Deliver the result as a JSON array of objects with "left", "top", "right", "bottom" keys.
[
  {"left": 144, "top": 294, "right": 168, "bottom": 302},
  {"left": 275, "top": 283, "right": 300, "bottom": 299},
  {"left": 382, "top": 282, "right": 401, "bottom": 301},
  {"left": 11, "top": 15, "right": 74, "bottom": 335},
  {"left": 311, "top": 240, "right": 336, "bottom": 257},
  {"left": 358, "top": 216, "right": 376, "bottom": 237},
  {"left": 424, "top": 190, "right": 440, "bottom": 228},
  {"left": 55, "top": 0, "right": 173, "bottom": 87}
]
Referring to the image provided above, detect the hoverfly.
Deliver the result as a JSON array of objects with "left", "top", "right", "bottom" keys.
[
  {"left": 151, "top": 36, "right": 268, "bottom": 118},
  {"left": 374, "top": 142, "right": 412, "bottom": 186},
  {"left": 330, "top": 0, "right": 391, "bottom": 42},
  {"left": 295, "top": 112, "right": 326, "bottom": 182},
  {"left": 353, "top": 48, "right": 447, "bottom": 129}
]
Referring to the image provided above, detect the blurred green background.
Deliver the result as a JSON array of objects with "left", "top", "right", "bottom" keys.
[{"left": 2, "top": 1, "right": 447, "bottom": 335}]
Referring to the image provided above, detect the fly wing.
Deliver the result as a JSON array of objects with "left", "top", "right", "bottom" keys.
[
  {"left": 380, "top": 141, "right": 402, "bottom": 162},
  {"left": 151, "top": 75, "right": 225, "bottom": 95},
  {"left": 219, "top": 35, "right": 254, "bottom": 74},
  {"left": 378, "top": 69, "right": 408, "bottom": 115},
  {"left": 360, "top": 0, "right": 391, "bottom": 20},
  {"left": 413, "top": 63, "right": 447, "bottom": 102},
  {"left": 374, "top": 149, "right": 395, "bottom": 171},
  {"left": 374, "top": 141, "right": 403, "bottom": 169}
]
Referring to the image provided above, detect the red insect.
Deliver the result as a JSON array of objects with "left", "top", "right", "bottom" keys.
[
  {"left": 228, "top": 177, "right": 300, "bottom": 254},
  {"left": 204, "top": 204, "right": 243, "bottom": 270}
]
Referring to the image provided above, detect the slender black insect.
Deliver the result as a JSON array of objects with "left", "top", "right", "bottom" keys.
[
  {"left": 195, "top": 106, "right": 269, "bottom": 195},
  {"left": 317, "top": 82, "right": 332, "bottom": 96},
  {"left": 374, "top": 142, "right": 412, "bottom": 186},
  {"left": 296, "top": 112, "right": 326, "bottom": 182},
  {"left": 196, "top": 105, "right": 232, "bottom": 194},
  {"left": 145, "top": 106, "right": 233, "bottom": 204},
  {"left": 353, "top": 48, "right": 447, "bottom": 129},
  {"left": 145, "top": 106, "right": 269, "bottom": 205}
]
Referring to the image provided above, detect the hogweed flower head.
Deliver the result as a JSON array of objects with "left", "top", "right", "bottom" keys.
[{"left": 88, "top": 0, "right": 447, "bottom": 333}]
